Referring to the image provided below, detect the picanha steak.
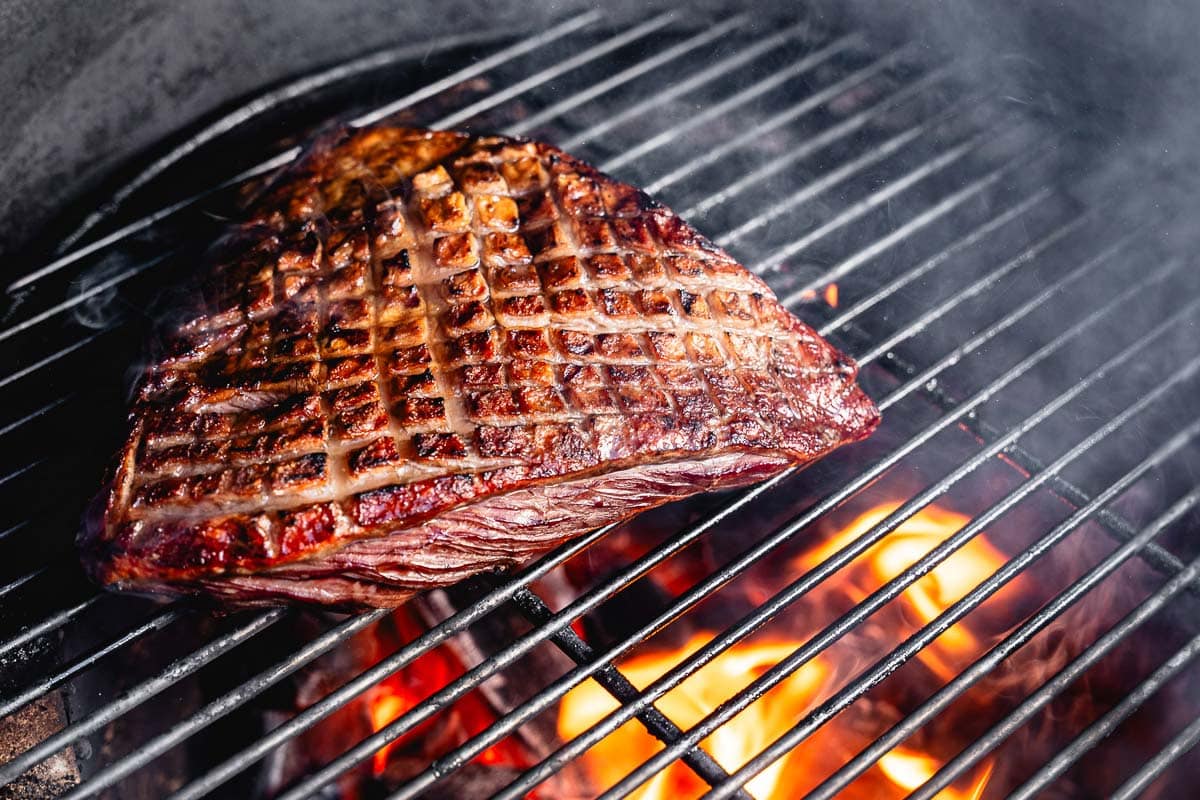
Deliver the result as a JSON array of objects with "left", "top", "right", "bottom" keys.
[{"left": 79, "top": 126, "right": 880, "bottom": 608}]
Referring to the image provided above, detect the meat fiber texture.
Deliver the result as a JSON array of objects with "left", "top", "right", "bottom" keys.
[{"left": 79, "top": 127, "right": 880, "bottom": 608}]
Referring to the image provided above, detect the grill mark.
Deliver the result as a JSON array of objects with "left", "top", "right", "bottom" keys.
[
  {"left": 367, "top": 212, "right": 451, "bottom": 484},
  {"left": 408, "top": 187, "right": 479, "bottom": 446}
]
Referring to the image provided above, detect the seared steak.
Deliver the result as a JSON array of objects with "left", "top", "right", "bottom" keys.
[{"left": 79, "top": 127, "right": 880, "bottom": 608}]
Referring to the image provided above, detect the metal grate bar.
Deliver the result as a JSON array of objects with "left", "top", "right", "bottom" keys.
[
  {"left": 716, "top": 96, "right": 995, "bottom": 248},
  {"left": 0, "top": 594, "right": 100, "bottom": 659},
  {"left": 376, "top": 582, "right": 739, "bottom": 800},
  {"left": 0, "top": 253, "right": 169, "bottom": 345},
  {"left": 62, "top": 608, "right": 390, "bottom": 800},
  {"left": 599, "top": 33, "right": 870, "bottom": 173},
  {"left": 648, "top": 48, "right": 932, "bottom": 197},
  {"left": 164, "top": 524, "right": 622, "bottom": 800},
  {"left": 680, "top": 64, "right": 956, "bottom": 217},
  {"left": 507, "top": 590, "right": 751, "bottom": 800},
  {"left": 6, "top": 10, "right": 605, "bottom": 293},
  {"left": 0, "top": 520, "right": 29, "bottom": 545},
  {"left": 381, "top": 588, "right": 752, "bottom": 800},
  {"left": 506, "top": 14, "right": 752, "bottom": 135},
  {"left": 657, "top": 395, "right": 1200, "bottom": 800},
  {"left": 256, "top": 229, "right": 1135, "bottom": 797},
  {"left": 807, "top": 471, "right": 1200, "bottom": 797},
  {"left": 0, "top": 607, "right": 183, "bottom": 721},
  {"left": 818, "top": 187, "right": 1055, "bottom": 336},
  {"left": 398, "top": 555, "right": 799, "bottom": 794},
  {"left": 0, "top": 461, "right": 41, "bottom": 490},
  {"left": 0, "top": 583, "right": 123, "bottom": 659},
  {"left": 1111, "top": 700, "right": 1200, "bottom": 800},
  {"left": 1009, "top": 609, "right": 1200, "bottom": 800},
  {"left": 0, "top": 16, "right": 887, "bottom": 352},
  {"left": 435, "top": 11, "right": 678, "bottom": 129},
  {"left": 56, "top": 28, "right": 531, "bottom": 256},
  {"left": 748, "top": 126, "right": 1035, "bottom": 274},
  {"left": 0, "top": 609, "right": 285, "bottom": 785},
  {"left": 0, "top": 395, "right": 72, "bottom": 440},
  {"left": 787, "top": 494, "right": 1200, "bottom": 800},
  {"left": 2, "top": 393, "right": 79, "bottom": 438},
  {"left": 507, "top": 264, "right": 1198, "bottom": 799},
  {"left": 856, "top": 211, "right": 1097, "bottom": 370},
  {"left": 915, "top": 555, "right": 1200, "bottom": 799},
  {"left": 0, "top": 332, "right": 104, "bottom": 391},
  {"left": 0, "top": 565, "right": 49, "bottom": 601},
  {"left": 388, "top": 214, "right": 1146, "bottom": 798},
  {"left": 282, "top": 582, "right": 753, "bottom": 800}
]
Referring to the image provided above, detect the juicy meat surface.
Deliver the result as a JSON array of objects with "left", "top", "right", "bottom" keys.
[{"left": 79, "top": 126, "right": 880, "bottom": 608}]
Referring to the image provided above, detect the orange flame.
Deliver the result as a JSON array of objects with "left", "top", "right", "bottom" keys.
[
  {"left": 368, "top": 680, "right": 418, "bottom": 775},
  {"left": 796, "top": 503, "right": 1015, "bottom": 680},
  {"left": 558, "top": 503, "right": 1006, "bottom": 799},
  {"left": 879, "top": 748, "right": 993, "bottom": 800},
  {"left": 558, "top": 633, "right": 830, "bottom": 800}
]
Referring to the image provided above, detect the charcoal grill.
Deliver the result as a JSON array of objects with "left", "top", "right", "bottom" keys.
[{"left": 2, "top": 7, "right": 1200, "bottom": 799}]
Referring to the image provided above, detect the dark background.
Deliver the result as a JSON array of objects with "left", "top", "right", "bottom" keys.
[{"left": 2, "top": 0, "right": 1198, "bottom": 259}]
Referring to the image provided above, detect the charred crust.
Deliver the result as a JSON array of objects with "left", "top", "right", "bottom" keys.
[
  {"left": 414, "top": 432, "right": 468, "bottom": 459},
  {"left": 476, "top": 424, "right": 533, "bottom": 458},
  {"left": 92, "top": 125, "right": 881, "bottom": 598},
  {"left": 349, "top": 437, "right": 402, "bottom": 474}
]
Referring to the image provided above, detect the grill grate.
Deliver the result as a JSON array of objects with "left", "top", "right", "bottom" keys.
[{"left": 2, "top": 7, "right": 1199, "bottom": 799}]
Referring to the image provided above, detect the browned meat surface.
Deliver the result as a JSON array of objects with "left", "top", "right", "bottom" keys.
[{"left": 78, "top": 127, "right": 880, "bottom": 608}]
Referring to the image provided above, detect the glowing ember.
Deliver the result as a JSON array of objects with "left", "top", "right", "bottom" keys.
[
  {"left": 557, "top": 503, "right": 1008, "bottom": 798},
  {"left": 362, "top": 609, "right": 528, "bottom": 779},
  {"left": 366, "top": 666, "right": 526, "bottom": 778},
  {"left": 797, "top": 283, "right": 839, "bottom": 308},
  {"left": 824, "top": 283, "right": 840, "bottom": 308}
]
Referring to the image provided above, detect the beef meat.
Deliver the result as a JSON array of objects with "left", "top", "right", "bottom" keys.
[{"left": 79, "top": 127, "right": 880, "bottom": 608}]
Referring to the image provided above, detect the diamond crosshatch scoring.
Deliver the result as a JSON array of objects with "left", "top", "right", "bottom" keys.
[{"left": 81, "top": 127, "right": 877, "bottom": 605}]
